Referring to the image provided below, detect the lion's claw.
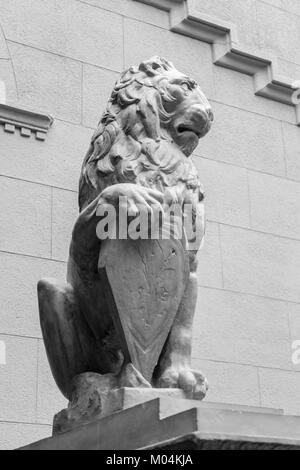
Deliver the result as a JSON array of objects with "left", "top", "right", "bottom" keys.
[{"left": 156, "top": 366, "right": 208, "bottom": 400}]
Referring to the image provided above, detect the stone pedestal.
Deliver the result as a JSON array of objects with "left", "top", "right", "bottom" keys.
[{"left": 19, "top": 388, "right": 300, "bottom": 450}]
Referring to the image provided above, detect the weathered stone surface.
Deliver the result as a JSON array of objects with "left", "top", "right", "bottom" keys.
[
  {"left": 0, "top": 103, "right": 53, "bottom": 140},
  {"left": 259, "top": 369, "right": 300, "bottom": 416},
  {"left": 193, "top": 287, "right": 292, "bottom": 369},
  {"left": 36, "top": 340, "right": 68, "bottom": 424},
  {"left": 105, "top": 386, "right": 274, "bottom": 420},
  {"left": 53, "top": 366, "right": 151, "bottom": 434},
  {"left": 51, "top": 189, "right": 78, "bottom": 262},
  {"left": 124, "top": 19, "right": 215, "bottom": 98},
  {"left": 0, "top": 422, "right": 51, "bottom": 451},
  {"left": 80, "top": 0, "right": 170, "bottom": 29},
  {"left": 53, "top": 372, "right": 118, "bottom": 434},
  {"left": 0, "top": 59, "right": 17, "bottom": 103},
  {"left": 220, "top": 225, "right": 300, "bottom": 303},
  {"left": 0, "top": 176, "right": 51, "bottom": 258},
  {"left": 189, "top": 0, "right": 259, "bottom": 49},
  {"left": 193, "top": 157, "right": 250, "bottom": 227},
  {"left": 262, "top": 0, "right": 283, "bottom": 7},
  {"left": 0, "top": 0, "right": 300, "bottom": 452},
  {"left": 0, "top": 0, "right": 123, "bottom": 70},
  {"left": 0, "top": 25, "right": 9, "bottom": 59},
  {"left": 213, "top": 67, "right": 296, "bottom": 125},
  {"left": 0, "top": 120, "right": 92, "bottom": 191},
  {"left": 146, "top": 433, "right": 300, "bottom": 450},
  {"left": 248, "top": 171, "right": 300, "bottom": 240},
  {"left": 8, "top": 42, "right": 82, "bottom": 123},
  {"left": 197, "top": 222, "right": 223, "bottom": 289},
  {"left": 21, "top": 398, "right": 198, "bottom": 450},
  {"left": 198, "top": 102, "right": 286, "bottom": 176},
  {"left": 0, "top": 252, "right": 65, "bottom": 338},
  {"left": 282, "top": 122, "right": 300, "bottom": 182},
  {"left": 19, "top": 397, "right": 300, "bottom": 450},
  {"left": 37, "top": 57, "right": 213, "bottom": 431},
  {"left": 288, "top": 312, "right": 300, "bottom": 373},
  {"left": 282, "top": 0, "right": 300, "bottom": 16},
  {"left": 278, "top": 58, "right": 300, "bottom": 82},
  {"left": 82, "top": 66, "right": 119, "bottom": 128},
  {"left": 100, "top": 238, "right": 190, "bottom": 383},
  {"left": 191, "top": 358, "right": 260, "bottom": 407},
  {"left": 256, "top": 2, "right": 300, "bottom": 65},
  {"left": 0, "top": 335, "right": 37, "bottom": 422}
]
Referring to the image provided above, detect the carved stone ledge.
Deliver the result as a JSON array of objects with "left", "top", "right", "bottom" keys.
[
  {"left": 0, "top": 103, "right": 53, "bottom": 140},
  {"left": 132, "top": 0, "right": 183, "bottom": 11},
  {"left": 133, "top": 0, "right": 300, "bottom": 126}
]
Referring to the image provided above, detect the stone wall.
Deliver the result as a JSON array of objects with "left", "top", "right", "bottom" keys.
[{"left": 0, "top": 0, "right": 300, "bottom": 449}]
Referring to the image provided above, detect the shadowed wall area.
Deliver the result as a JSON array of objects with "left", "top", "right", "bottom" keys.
[{"left": 0, "top": 0, "right": 300, "bottom": 449}]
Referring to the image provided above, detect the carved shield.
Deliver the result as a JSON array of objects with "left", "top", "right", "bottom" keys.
[{"left": 98, "top": 238, "right": 189, "bottom": 383}]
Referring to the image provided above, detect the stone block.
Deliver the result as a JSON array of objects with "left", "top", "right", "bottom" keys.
[
  {"left": 0, "top": 176, "right": 51, "bottom": 258},
  {"left": 0, "top": 59, "right": 18, "bottom": 103},
  {"left": 0, "top": 120, "right": 92, "bottom": 191},
  {"left": 0, "top": 422, "right": 51, "bottom": 450},
  {"left": 124, "top": 18, "right": 215, "bottom": 98},
  {"left": 79, "top": 0, "right": 169, "bottom": 28},
  {"left": 0, "top": 25, "right": 8, "bottom": 59},
  {"left": 36, "top": 340, "right": 68, "bottom": 424},
  {"left": 198, "top": 101, "right": 286, "bottom": 176},
  {"left": 213, "top": 66, "right": 296, "bottom": 124},
  {"left": 282, "top": 122, "right": 300, "bottom": 182},
  {"left": 248, "top": 171, "right": 300, "bottom": 239},
  {"left": 281, "top": 0, "right": 300, "bottom": 16},
  {"left": 259, "top": 368, "right": 300, "bottom": 416},
  {"left": 51, "top": 188, "right": 78, "bottom": 262},
  {"left": 193, "top": 156, "right": 250, "bottom": 227},
  {"left": 191, "top": 358, "right": 260, "bottom": 407},
  {"left": 105, "top": 386, "right": 278, "bottom": 420},
  {"left": 22, "top": 398, "right": 198, "bottom": 450},
  {"left": 256, "top": 2, "right": 300, "bottom": 65},
  {"left": 0, "top": 0, "right": 123, "bottom": 71},
  {"left": 0, "top": 334, "right": 37, "bottom": 422},
  {"left": 278, "top": 58, "right": 300, "bottom": 81},
  {"left": 220, "top": 224, "right": 300, "bottom": 303},
  {"left": 0, "top": 251, "right": 66, "bottom": 337},
  {"left": 262, "top": 0, "right": 283, "bottom": 7},
  {"left": 82, "top": 65, "right": 119, "bottom": 128},
  {"left": 188, "top": 0, "right": 259, "bottom": 50},
  {"left": 20, "top": 397, "right": 300, "bottom": 450},
  {"left": 197, "top": 221, "right": 223, "bottom": 289},
  {"left": 287, "top": 311, "right": 300, "bottom": 373},
  {"left": 8, "top": 42, "right": 82, "bottom": 124},
  {"left": 193, "top": 286, "right": 292, "bottom": 369}
]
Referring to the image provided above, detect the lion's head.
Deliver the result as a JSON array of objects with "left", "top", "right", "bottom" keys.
[{"left": 79, "top": 57, "right": 213, "bottom": 211}]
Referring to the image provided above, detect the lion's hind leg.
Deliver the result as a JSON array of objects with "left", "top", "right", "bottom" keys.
[
  {"left": 154, "top": 262, "right": 208, "bottom": 400},
  {"left": 38, "top": 278, "right": 97, "bottom": 399}
]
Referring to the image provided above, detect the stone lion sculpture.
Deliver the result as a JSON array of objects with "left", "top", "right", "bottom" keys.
[{"left": 38, "top": 57, "right": 214, "bottom": 431}]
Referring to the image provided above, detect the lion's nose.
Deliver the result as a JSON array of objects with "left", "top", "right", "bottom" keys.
[{"left": 191, "top": 105, "right": 213, "bottom": 129}]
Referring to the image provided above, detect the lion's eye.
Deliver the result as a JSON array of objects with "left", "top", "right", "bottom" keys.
[{"left": 181, "top": 82, "right": 190, "bottom": 91}]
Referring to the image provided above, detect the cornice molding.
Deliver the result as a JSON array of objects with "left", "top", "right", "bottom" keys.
[
  {"left": 133, "top": 0, "right": 300, "bottom": 126},
  {"left": 132, "top": 0, "right": 183, "bottom": 11},
  {"left": 0, "top": 103, "right": 53, "bottom": 140}
]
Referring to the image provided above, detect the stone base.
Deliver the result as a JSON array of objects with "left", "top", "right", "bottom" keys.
[
  {"left": 19, "top": 389, "right": 300, "bottom": 450},
  {"left": 143, "top": 433, "right": 300, "bottom": 450}
]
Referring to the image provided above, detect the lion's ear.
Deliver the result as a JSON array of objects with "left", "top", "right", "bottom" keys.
[{"left": 138, "top": 56, "right": 173, "bottom": 76}]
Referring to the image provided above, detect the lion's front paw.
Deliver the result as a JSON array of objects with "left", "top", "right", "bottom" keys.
[
  {"left": 156, "top": 366, "right": 208, "bottom": 400},
  {"left": 98, "top": 184, "right": 164, "bottom": 216}
]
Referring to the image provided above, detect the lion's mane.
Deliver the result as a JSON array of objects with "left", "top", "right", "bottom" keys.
[{"left": 78, "top": 57, "right": 201, "bottom": 212}]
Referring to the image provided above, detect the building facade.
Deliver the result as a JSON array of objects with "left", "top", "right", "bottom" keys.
[{"left": 0, "top": 0, "right": 300, "bottom": 449}]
